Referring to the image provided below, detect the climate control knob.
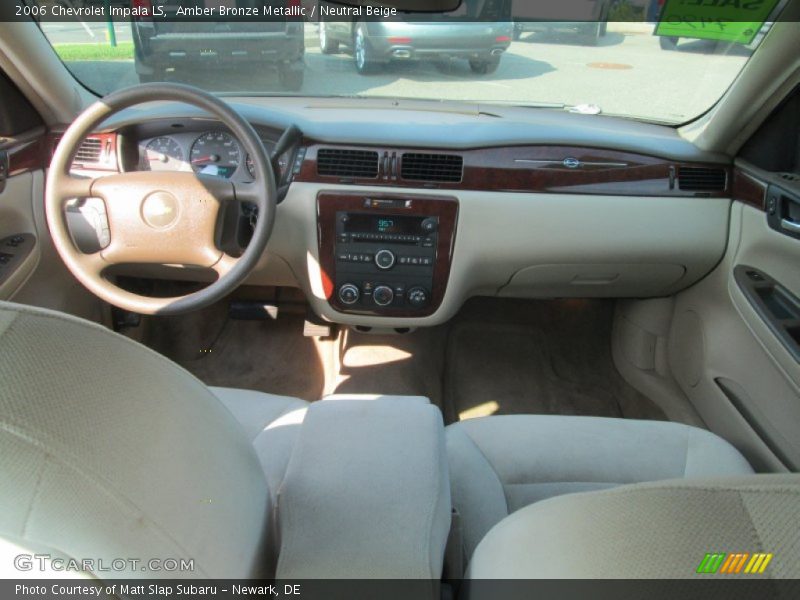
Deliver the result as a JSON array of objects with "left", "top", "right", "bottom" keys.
[
  {"left": 374, "top": 249, "right": 396, "bottom": 270},
  {"left": 407, "top": 286, "right": 429, "bottom": 308},
  {"left": 373, "top": 285, "right": 395, "bottom": 307},
  {"left": 338, "top": 283, "right": 360, "bottom": 305}
]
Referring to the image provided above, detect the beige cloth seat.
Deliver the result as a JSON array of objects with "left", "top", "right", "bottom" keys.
[
  {"left": 0, "top": 301, "right": 307, "bottom": 578},
  {"left": 447, "top": 415, "right": 754, "bottom": 563},
  {"left": 467, "top": 474, "right": 800, "bottom": 580},
  {"left": 210, "top": 387, "right": 308, "bottom": 507}
]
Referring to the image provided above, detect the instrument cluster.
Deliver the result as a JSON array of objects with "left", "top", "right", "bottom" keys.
[{"left": 137, "top": 130, "right": 289, "bottom": 181}]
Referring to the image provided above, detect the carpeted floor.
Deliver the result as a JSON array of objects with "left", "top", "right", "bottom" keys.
[
  {"left": 443, "top": 298, "right": 664, "bottom": 423},
  {"left": 139, "top": 294, "right": 665, "bottom": 423}
]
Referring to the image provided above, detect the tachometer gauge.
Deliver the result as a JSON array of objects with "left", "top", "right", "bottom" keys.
[
  {"left": 190, "top": 131, "right": 241, "bottom": 178},
  {"left": 143, "top": 137, "right": 184, "bottom": 170}
]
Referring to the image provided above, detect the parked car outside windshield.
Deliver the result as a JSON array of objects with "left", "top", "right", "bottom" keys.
[{"left": 35, "top": 0, "right": 773, "bottom": 125}]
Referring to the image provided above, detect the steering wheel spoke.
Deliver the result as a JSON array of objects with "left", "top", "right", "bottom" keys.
[
  {"left": 231, "top": 181, "right": 263, "bottom": 205},
  {"left": 60, "top": 175, "right": 97, "bottom": 200},
  {"left": 76, "top": 250, "right": 110, "bottom": 276},
  {"left": 211, "top": 253, "right": 239, "bottom": 278}
]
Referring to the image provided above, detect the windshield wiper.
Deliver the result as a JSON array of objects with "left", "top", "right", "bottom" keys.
[{"left": 480, "top": 100, "right": 565, "bottom": 109}]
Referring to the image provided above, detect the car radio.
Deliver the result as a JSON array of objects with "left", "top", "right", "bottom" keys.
[
  {"left": 317, "top": 192, "right": 458, "bottom": 317},
  {"left": 335, "top": 212, "right": 438, "bottom": 311}
]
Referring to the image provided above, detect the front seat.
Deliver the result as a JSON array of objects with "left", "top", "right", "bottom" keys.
[
  {"left": 0, "top": 301, "right": 307, "bottom": 578},
  {"left": 446, "top": 415, "right": 755, "bottom": 564},
  {"left": 467, "top": 474, "right": 800, "bottom": 580}
]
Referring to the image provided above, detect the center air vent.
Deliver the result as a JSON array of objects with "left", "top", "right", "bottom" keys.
[
  {"left": 73, "top": 138, "right": 103, "bottom": 164},
  {"left": 401, "top": 153, "right": 463, "bottom": 183},
  {"left": 678, "top": 166, "right": 727, "bottom": 192},
  {"left": 317, "top": 148, "right": 379, "bottom": 178}
]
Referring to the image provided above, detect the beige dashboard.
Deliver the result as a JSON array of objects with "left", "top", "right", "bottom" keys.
[{"left": 7, "top": 103, "right": 735, "bottom": 326}]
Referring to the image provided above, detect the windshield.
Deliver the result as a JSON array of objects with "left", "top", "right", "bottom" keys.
[{"left": 34, "top": 1, "right": 778, "bottom": 125}]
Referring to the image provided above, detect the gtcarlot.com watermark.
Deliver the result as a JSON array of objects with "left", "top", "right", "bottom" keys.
[{"left": 14, "top": 553, "right": 194, "bottom": 573}]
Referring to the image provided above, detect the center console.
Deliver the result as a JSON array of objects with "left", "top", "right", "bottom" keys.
[
  {"left": 276, "top": 396, "right": 450, "bottom": 582},
  {"left": 317, "top": 192, "right": 458, "bottom": 317}
]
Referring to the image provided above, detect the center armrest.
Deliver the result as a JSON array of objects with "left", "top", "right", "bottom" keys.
[{"left": 275, "top": 397, "right": 451, "bottom": 579}]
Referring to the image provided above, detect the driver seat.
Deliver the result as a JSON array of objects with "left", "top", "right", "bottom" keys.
[{"left": 0, "top": 300, "right": 307, "bottom": 578}]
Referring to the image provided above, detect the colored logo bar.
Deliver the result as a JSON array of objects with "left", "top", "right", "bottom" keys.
[{"left": 697, "top": 552, "right": 773, "bottom": 574}]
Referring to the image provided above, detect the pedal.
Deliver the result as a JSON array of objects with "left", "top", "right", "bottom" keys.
[
  {"left": 112, "top": 307, "right": 141, "bottom": 331},
  {"left": 303, "top": 309, "right": 334, "bottom": 338},
  {"left": 228, "top": 301, "right": 279, "bottom": 320}
]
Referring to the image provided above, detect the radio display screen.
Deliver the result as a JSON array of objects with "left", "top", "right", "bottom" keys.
[{"left": 343, "top": 213, "right": 423, "bottom": 235}]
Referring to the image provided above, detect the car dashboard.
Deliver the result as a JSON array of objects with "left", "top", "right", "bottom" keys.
[{"left": 27, "top": 96, "right": 742, "bottom": 327}]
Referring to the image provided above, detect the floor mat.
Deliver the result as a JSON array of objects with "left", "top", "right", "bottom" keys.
[
  {"left": 332, "top": 326, "right": 448, "bottom": 407},
  {"left": 139, "top": 295, "right": 665, "bottom": 422},
  {"left": 443, "top": 299, "right": 666, "bottom": 422},
  {"left": 143, "top": 304, "right": 327, "bottom": 401}
]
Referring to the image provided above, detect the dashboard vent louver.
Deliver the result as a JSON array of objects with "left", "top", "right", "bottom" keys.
[
  {"left": 678, "top": 166, "right": 727, "bottom": 192},
  {"left": 401, "top": 153, "right": 463, "bottom": 183},
  {"left": 73, "top": 138, "right": 104, "bottom": 164},
  {"left": 317, "top": 148, "right": 379, "bottom": 178}
]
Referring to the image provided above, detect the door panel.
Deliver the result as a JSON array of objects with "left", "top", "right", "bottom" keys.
[
  {"left": 0, "top": 170, "right": 40, "bottom": 298},
  {"left": 0, "top": 143, "right": 104, "bottom": 321},
  {"left": 668, "top": 166, "right": 800, "bottom": 471}
]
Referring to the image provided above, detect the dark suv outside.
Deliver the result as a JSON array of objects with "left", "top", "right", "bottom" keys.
[
  {"left": 131, "top": 1, "right": 305, "bottom": 90},
  {"left": 319, "top": 20, "right": 512, "bottom": 75}
]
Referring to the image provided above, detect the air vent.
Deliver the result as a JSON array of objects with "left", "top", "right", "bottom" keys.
[
  {"left": 779, "top": 172, "right": 800, "bottom": 183},
  {"left": 401, "top": 153, "right": 463, "bottom": 183},
  {"left": 317, "top": 148, "right": 379, "bottom": 178},
  {"left": 678, "top": 166, "right": 727, "bottom": 192},
  {"left": 73, "top": 138, "right": 103, "bottom": 164}
]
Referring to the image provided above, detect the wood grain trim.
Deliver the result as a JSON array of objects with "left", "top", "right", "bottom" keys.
[
  {"left": 317, "top": 191, "right": 458, "bottom": 318},
  {"left": 732, "top": 168, "right": 767, "bottom": 211},
  {"left": 6, "top": 136, "right": 46, "bottom": 177},
  {"left": 297, "top": 143, "right": 731, "bottom": 197},
  {"left": 4, "top": 130, "right": 120, "bottom": 177}
]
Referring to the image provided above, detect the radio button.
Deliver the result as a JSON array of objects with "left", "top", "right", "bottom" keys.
[
  {"left": 375, "top": 249, "right": 396, "bottom": 270},
  {"left": 373, "top": 285, "right": 394, "bottom": 307},
  {"left": 421, "top": 218, "right": 438, "bottom": 234}
]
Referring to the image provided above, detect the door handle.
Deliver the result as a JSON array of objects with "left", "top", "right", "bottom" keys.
[
  {"left": 781, "top": 218, "right": 800, "bottom": 234},
  {"left": 734, "top": 266, "right": 800, "bottom": 363},
  {"left": 767, "top": 183, "right": 800, "bottom": 241}
]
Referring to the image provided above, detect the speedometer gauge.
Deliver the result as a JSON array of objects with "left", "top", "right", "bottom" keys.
[
  {"left": 190, "top": 131, "right": 241, "bottom": 178},
  {"left": 144, "top": 137, "right": 183, "bottom": 170}
]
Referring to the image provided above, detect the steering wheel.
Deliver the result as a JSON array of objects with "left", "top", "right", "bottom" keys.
[{"left": 45, "top": 83, "right": 276, "bottom": 315}]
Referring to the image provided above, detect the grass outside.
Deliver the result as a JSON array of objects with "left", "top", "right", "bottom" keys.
[{"left": 53, "top": 42, "right": 134, "bottom": 62}]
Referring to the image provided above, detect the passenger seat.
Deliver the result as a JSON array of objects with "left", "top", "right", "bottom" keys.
[
  {"left": 446, "top": 415, "right": 754, "bottom": 565},
  {"left": 467, "top": 474, "right": 800, "bottom": 579}
]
